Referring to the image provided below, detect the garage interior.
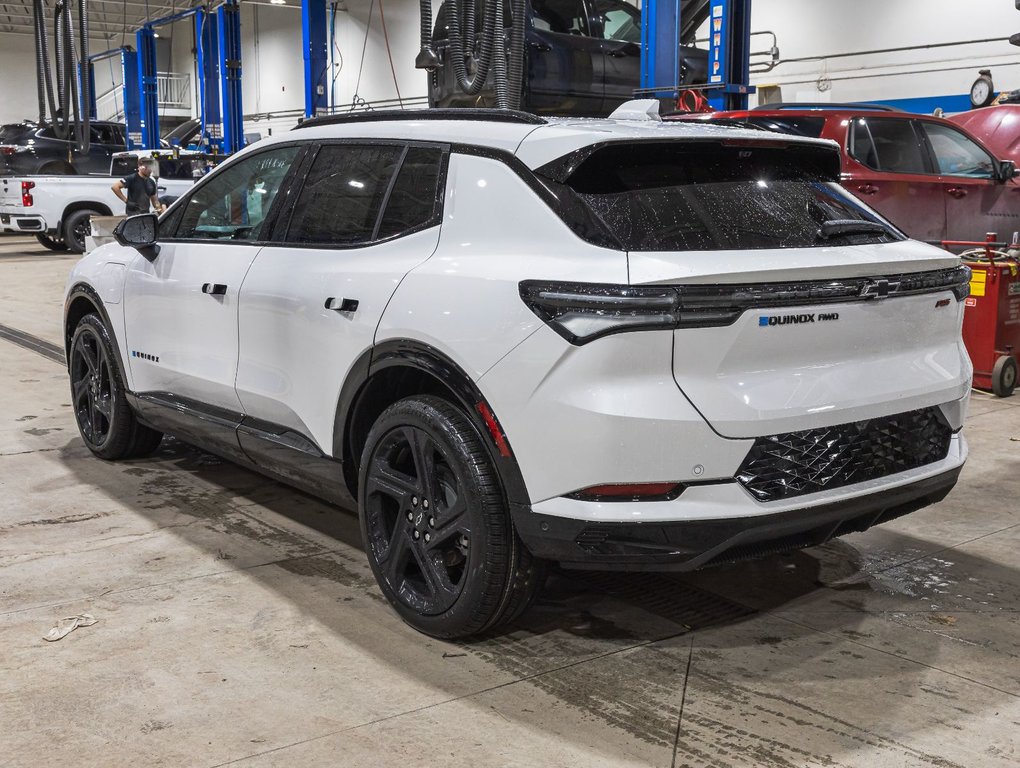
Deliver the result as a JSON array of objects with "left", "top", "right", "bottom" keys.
[{"left": 2, "top": 1, "right": 1020, "bottom": 767}]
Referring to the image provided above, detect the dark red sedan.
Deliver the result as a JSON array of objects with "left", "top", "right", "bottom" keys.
[{"left": 672, "top": 104, "right": 1020, "bottom": 245}]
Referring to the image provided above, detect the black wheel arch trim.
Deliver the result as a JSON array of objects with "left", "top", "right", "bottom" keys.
[
  {"left": 337, "top": 338, "right": 532, "bottom": 507},
  {"left": 64, "top": 282, "right": 125, "bottom": 374}
]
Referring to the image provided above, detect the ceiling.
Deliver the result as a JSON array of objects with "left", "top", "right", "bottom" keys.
[{"left": 0, "top": 1, "right": 210, "bottom": 41}]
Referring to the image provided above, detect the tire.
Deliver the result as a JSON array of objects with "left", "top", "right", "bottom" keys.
[
  {"left": 63, "top": 209, "right": 100, "bottom": 254},
  {"left": 35, "top": 233, "right": 68, "bottom": 251},
  {"left": 68, "top": 314, "right": 163, "bottom": 460},
  {"left": 359, "top": 395, "right": 543, "bottom": 639},
  {"left": 992, "top": 355, "right": 1017, "bottom": 397}
]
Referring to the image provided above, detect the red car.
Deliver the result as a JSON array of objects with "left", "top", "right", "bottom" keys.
[{"left": 673, "top": 104, "right": 1020, "bottom": 245}]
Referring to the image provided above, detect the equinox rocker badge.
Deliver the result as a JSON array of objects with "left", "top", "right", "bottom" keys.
[{"left": 759, "top": 312, "right": 840, "bottom": 326}]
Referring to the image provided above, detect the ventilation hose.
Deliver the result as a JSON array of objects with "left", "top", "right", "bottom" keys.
[
  {"left": 506, "top": 0, "right": 526, "bottom": 109},
  {"left": 492, "top": 0, "right": 509, "bottom": 108},
  {"left": 77, "top": 0, "right": 90, "bottom": 152},
  {"left": 447, "top": 0, "right": 499, "bottom": 96},
  {"left": 32, "top": 0, "right": 57, "bottom": 124},
  {"left": 415, "top": 0, "right": 440, "bottom": 70}
]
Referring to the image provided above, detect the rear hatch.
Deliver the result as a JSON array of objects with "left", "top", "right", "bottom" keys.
[{"left": 533, "top": 137, "right": 969, "bottom": 438}]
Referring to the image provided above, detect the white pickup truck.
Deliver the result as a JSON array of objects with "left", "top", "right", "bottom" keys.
[{"left": 0, "top": 154, "right": 202, "bottom": 253}]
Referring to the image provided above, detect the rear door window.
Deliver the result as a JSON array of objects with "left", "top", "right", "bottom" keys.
[
  {"left": 920, "top": 122, "right": 996, "bottom": 178},
  {"left": 849, "top": 118, "right": 929, "bottom": 174},
  {"left": 536, "top": 140, "right": 901, "bottom": 251},
  {"left": 532, "top": 0, "right": 590, "bottom": 35},
  {"left": 285, "top": 144, "right": 404, "bottom": 245}
]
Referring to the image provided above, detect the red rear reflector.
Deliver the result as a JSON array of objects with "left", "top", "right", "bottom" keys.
[
  {"left": 569, "top": 482, "right": 683, "bottom": 501},
  {"left": 21, "top": 180, "right": 34, "bottom": 207},
  {"left": 475, "top": 401, "right": 512, "bottom": 458}
]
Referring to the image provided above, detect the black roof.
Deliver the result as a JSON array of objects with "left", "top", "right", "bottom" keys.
[{"left": 294, "top": 108, "right": 547, "bottom": 130}]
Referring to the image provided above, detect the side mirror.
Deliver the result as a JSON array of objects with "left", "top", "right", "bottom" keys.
[
  {"left": 113, "top": 213, "right": 159, "bottom": 250},
  {"left": 1011, "top": 32, "right": 1020, "bottom": 47},
  {"left": 997, "top": 159, "right": 1019, "bottom": 183}
]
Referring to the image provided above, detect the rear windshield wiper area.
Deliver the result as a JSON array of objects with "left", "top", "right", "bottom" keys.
[{"left": 818, "top": 219, "right": 900, "bottom": 241}]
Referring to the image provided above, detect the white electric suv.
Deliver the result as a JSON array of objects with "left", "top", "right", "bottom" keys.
[{"left": 64, "top": 103, "right": 972, "bottom": 638}]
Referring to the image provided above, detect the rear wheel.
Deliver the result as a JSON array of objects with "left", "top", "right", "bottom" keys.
[
  {"left": 39, "top": 161, "right": 75, "bottom": 175},
  {"left": 69, "top": 314, "right": 163, "bottom": 460},
  {"left": 35, "top": 233, "right": 68, "bottom": 251},
  {"left": 63, "top": 209, "right": 100, "bottom": 254},
  {"left": 359, "top": 395, "right": 543, "bottom": 638},
  {"left": 992, "top": 355, "right": 1017, "bottom": 397}
]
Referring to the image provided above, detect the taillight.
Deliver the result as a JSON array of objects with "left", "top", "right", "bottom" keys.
[
  {"left": 520, "top": 268, "right": 972, "bottom": 345},
  {"left": 0, "top": 145, "right": 16, "bottom": 157},
  {"left": 21, "top": 180, "right": 34, "bottom": 207},
  {"left": 567, "top": 482, "right": 684, "bottom": 502}
]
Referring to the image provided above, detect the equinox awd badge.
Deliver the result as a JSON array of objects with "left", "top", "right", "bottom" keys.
[{"left": 759, "top": 312, "right": 840, "bottom": 327}]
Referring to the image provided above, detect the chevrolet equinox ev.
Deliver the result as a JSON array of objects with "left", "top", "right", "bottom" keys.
[{"left": 63, "top": 103, "right": 972, "bottom": 638}]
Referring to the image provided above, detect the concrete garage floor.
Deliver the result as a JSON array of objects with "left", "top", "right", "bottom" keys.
[{"left": 0, "top": 234, "right": 1018, "bottom": 768}]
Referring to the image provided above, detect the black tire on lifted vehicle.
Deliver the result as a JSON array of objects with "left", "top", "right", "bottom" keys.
[
  {"left": 68, "top": 314, "right": 164, "bottom": 460},
  {"left": 63, "top": 209, "right": 101, "bottom": 254},
  {"left": 35, "top": 233, "right": 68, "bottom": 251},
  {"left": 359, "top": 395, "right": 544, "bottom": 638}
]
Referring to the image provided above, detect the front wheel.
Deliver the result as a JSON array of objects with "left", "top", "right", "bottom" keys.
[
  {"left": 359, "top": 395, "right": 543, "bottom": 638},
  {"left": 69, "top": 314, "right": 164, "bottom": 459}
]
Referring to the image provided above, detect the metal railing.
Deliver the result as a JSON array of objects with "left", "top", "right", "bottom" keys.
[{"left": 93, "top": 71, "right": 192, "bottom": 122}]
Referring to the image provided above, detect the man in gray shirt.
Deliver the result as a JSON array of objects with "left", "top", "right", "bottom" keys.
[{"left": 111, "top": 159, "right": 166, "bottom": 214}]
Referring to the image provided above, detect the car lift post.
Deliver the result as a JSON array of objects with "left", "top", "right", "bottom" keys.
[
  {"left": 218, "top": 0, "right": 244, "bottom": 155},
  {"left": 136, "top": 25, "right": 160, "bottom": 149},
  {"left": 82, "top": 48, "right": 143, "bottom": 150},
  {"left": 302, "top": 0, "right": 329, "bottom": 118},
  {"left": 641, "top": 0, "right": 754, "bottom": 110},
  {"left": 196, "top": 10, "right": 224, "bottom": 151},
  {"left": 705, "top": 0, "right": 754, "bottom": 110}
]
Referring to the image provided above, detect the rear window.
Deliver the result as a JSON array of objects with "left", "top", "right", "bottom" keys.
[
  {"left": 536, "top": 141, "right": 901, "bottom": 251},
  {"left": 0, "top": 124, "right": 31, "bottom": 143},
  {"left": 743, "top": 116, "right": 826, "bottom": 138}
]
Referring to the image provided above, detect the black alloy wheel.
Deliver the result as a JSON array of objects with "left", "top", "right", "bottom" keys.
[
  {"left": 360, "top": 395, "right": 543, "bottom": 638},
  {"left": 63, "top": 209, "right": 99, "bottom": 254},
  {"left": 70, "top": 323, "right": 115, "bottom": 448},
  {"left": 68, "top": 314, "right": 163, "bottom": 459}
]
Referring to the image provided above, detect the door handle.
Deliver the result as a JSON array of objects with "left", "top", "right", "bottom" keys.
[
  {"left": 202, "top": 283, "right": 227, "bottom": 295},
  {"left": 325, "top": 296, "right": 359, "bottom": 312},
  {"left": 946, "top": 187, "right": 968, "bottom": 199},
  {"left": 857, "top": 184, "right": 879, "bottom": 195},
  {"left": 529, "top": 41, "right": 552, "bottom": 52}
]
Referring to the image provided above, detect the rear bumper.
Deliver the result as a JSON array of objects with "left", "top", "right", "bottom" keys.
[
  {"left": 0, "top": 213, "right": 47, "bottom": 233},
  {"left": 512, "top": 465, "right": 962, "bottom": 571}
]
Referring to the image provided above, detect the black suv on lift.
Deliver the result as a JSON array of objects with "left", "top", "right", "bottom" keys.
[
  {"left": 0, "top": 121, "right": 128, "bottom": 176},
  {"left": 428, "top": 0, "right": 708, "bottom": 116}
]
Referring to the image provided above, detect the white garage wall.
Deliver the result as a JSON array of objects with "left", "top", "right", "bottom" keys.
[
  {"left": 746, "top": 0, "right": 1020, "bottom": 112},
  {"left": 3, "top": 2, "right": 1019, "bottom": 129}
]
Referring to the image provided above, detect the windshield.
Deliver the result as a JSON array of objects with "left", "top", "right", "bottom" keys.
[{"left": 537, "top": 141, "right": 902, "bottom": 251}]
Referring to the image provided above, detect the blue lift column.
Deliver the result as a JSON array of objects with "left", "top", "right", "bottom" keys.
[
  {"left": 706, "top": 0, "right": 754, "bottom": 110},
  {"left": 137, "top": 26, "right": 160, "bottom": 149},
  {"left": 302, "top": 0, "right": 328, "bottom": 118},
  {"left": 640, "top": 0, "right": 753, "bottom": 109},
  {"left": 196, "top": 10, "right": 223, "bottom": 151},
  {"left": 639, "top": 0, "right": 680, "bottom": 98},
  {"left": 218, "top": 0, "right": 244, "bottom": 154},
  {"left": 122, "top": 51, "right": 142, "bottom": 149}
]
